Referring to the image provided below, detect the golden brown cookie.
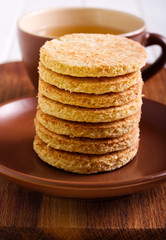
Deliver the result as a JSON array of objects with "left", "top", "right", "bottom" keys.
[
  {"left": 39, "top": 78, "right": 143, "bottom": 108},
  {"left": 36, "top": 108, "right": 141, "bottom": 139},
  {"left": 35, "top": 119, "right": 139, "bottom": 154},
  {"left": 33, "top": 135, "right": 139, "bottom": 174},
  {"left": 38, "top": 94, "right": 142, "bottom": 123},
  {"left": 40, "top": 34, "right": 146, "bottom": 77},
  {"left": 39, "top": 62, "right": 141, "bottom": 94}
]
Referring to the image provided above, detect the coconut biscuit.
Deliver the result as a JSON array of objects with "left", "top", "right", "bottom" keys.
[
  {"left": 35, "top": 119, "right": 139, "bottom": 154},
  {"left": 39, "top": 78, "right": 143, "bottom": 108},
  {"left": 36, "top": 108, "right": 141, "bottom": 139},
  {"left": 39, "top": 62, "right": 141, "bottom": 94},
  {"left": 40, "top": 34, "right": 146, "bottom": 77},
  {"left": 33, "top": 135, "right": 139, "bottom": 174},
  {"left": 38, "top": 94, "right": 142, "bottom": 123}
]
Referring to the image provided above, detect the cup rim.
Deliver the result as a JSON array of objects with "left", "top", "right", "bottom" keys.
[{"left": 17, "top": 7, "right": 146, "bottom": 38}]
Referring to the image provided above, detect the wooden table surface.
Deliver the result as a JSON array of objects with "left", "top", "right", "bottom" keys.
[{"left": 0, "top": 62, "right": 165, "bottom": 240}]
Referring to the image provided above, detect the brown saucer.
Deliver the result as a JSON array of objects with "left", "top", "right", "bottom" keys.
[{"left": 0, "top": 97, "right": 166, "bottom": 199}]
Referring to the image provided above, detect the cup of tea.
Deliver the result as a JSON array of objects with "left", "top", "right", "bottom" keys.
[{"left": 17, "top": 7, "right": 166, "bottom": 90}]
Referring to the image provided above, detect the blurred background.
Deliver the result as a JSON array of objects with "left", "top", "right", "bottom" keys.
[{"left": 0, "top": 0, "right": 165, "bottom": 64}]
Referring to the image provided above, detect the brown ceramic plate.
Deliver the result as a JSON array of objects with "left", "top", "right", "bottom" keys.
[{"left": 0, "top": 97, "right": 166, "bottom": 199}]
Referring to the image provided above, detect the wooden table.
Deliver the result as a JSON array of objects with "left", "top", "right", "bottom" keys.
[{"left": 0, "top": 62, "right": 165, "bottom": 240}]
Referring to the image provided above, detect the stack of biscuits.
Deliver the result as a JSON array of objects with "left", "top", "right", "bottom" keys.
[{"left": 33, "top": 34, "right": 146, "bottom": 174}]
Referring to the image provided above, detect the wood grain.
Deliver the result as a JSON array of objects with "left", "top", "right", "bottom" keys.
[
  {"left": 0, "top": 62, "right": 165, "bottom": 240},
  {"left": 0, "top": 62, "right": 35, "bottom": 103}
]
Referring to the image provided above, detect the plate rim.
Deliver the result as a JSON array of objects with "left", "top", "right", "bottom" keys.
[{"left": 0, "top": 163, "right": 166, "bottom": 189}]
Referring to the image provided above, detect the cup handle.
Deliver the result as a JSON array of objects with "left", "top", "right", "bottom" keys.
[{"left": 142, "top": 32, "right": 166, "bottom": 81}]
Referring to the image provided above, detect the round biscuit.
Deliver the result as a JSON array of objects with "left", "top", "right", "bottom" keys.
[
  {"left": 33, "top": 135, "right": 139, "bottom": 174},
  {"left": 39, "top": 78, "right": 143, "bottom": 108},
  {"left": 38, "top": 94, "right": 142, "bottom": 123},
  {"left": 40, "top": 33, "right": 146, "bottom": 77},
  {"left": 39, "top": 62, "right": 141, "bottom": 94},
  {"left": 35, "top": 119, "right": 139, "bottom": 154},
  {"left": 36, "top": 108, "right": 141, "bottom": 138}
]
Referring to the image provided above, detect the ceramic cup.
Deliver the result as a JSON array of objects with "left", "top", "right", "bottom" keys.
[{"left": 17, "top": 7, "right": 166, "bottom": 90}]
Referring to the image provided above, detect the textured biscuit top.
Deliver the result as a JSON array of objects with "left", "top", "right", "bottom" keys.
[{"left": 40, "top": 33, "right": 146, "bottom": 77}]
